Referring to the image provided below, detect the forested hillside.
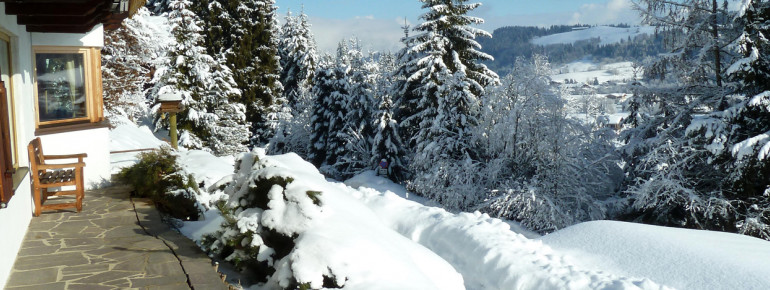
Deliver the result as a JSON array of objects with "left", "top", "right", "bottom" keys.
[{"left": 479, "top": 24, "right": 668, "bottom": 72}]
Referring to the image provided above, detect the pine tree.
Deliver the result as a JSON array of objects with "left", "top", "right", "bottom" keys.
[
  {"left": 391, "top": 21, "right": 422, "bottom": 150},
  {"left": 407, "top": 0, "right": 500, "bottom": 209},
  {"left": 146, "top": 0, "right": 173, "bottom": 15},
  {"left": 192, "top": 0, "right": 283, "bottom": 145},
  {"left": 371, "top": 93, "right": 407, "bottom": 182},
  {"left": 155, "top": 0, "right": 249, "bottom": 155},
  {"left": 102, "top": 7, "right": 160, "bottom": 126},
  {"left": 632, "top": 0, "right": 734, "bottom": 90},
  {"left": 309, "top": 64, "right": 335, "bottom": 167},
  {"left": 332, "top": 39, "right": 378, "bottom": 178},
  {"left": 618, "top": 0, "right": 741, "bottom": 230},
  {"left": 229, "top": 0, "right": 283, "bottom": 144},
  {"left": 688, "top": 0, "right": 770, "bottom": 239},
  {"left": 279, "top": 9, "right": 318, "bottom": 112}
]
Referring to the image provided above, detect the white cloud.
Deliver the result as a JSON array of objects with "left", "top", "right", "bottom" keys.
[
  {"left": 308, "top": 16, "right": 409, "bottom": 54},
  {"left": 569, "top": 0, "right": 640, "bottom": 25}
]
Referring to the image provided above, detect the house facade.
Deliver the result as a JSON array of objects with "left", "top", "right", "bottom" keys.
[{"left": 0, "top": 1, "right": 144, "bottom": 287}]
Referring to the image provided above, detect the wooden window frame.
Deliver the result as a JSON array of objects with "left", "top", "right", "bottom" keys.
[{"left": 32, "top": 46, "right": 103, "bottom": 129}]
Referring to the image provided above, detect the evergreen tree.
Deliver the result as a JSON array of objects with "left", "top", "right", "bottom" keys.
[
  {"left": 632, "top": 0, "right": 733, "bottom": 90},
  {"left": 192, "top": 0, "right": 283, "bottom": 145},
  {"left": 309, "top": 64, "right": 335, "bottom": 167},
  {"left": 407, "top": 0, "right": 500, "bottom": 209},
  {"left": 230, "top": 0, "right": 283, "bottom": 144},
  {"left": 686, "top": 0, "right": 770, "bottom": 239},
  {"left": 391, "top": 21, "right": 422, "bottom": 150},
  {"left": 371, "top": 92, "right": 407, "bottom": 182},
  {"left": 102, "top": 7, "right": 160, "bottom": 126},
  {"left": 146, "top": 0, "right": 173, "bottom": 15},
  {"left": 279, "top": 9, "right": 318, "bottom": 112},
  {"left": 155, "top": 0, "right": 249, "bottom": 155}
]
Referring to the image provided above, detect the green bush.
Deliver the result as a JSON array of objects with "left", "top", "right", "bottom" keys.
[
  {"left": 118, "top": 146, "right": 202, "bottom": 221},
  {"left": 200, "top": 151, "right": 338, "bottom": 288}
]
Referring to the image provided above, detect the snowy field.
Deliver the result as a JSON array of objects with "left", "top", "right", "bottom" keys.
[
  {"left": 110, "top": 123, "right": 770, "bottom": 290},
  {"left": 531, "top": 26, "right": 657, "bottom": 46},
  {"left": 553, "top": 60, "right": 637, "bottom": 85}
]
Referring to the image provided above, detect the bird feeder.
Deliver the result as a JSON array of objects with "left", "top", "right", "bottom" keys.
[{"left": 158, "top": 93, "right": 183, "bottom": 149}]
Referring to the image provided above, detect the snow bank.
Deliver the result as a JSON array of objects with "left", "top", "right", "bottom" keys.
[
  {"left": 204, "top": 149, "right": 464, "bottom": 289},
  {"left": 352, "top": 188, "right": 666, "bottom": 290},
  {"left": 540, "top": 221, "right": 770, "bottom": 290}
]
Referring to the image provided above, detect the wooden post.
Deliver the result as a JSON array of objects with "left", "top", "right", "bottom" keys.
[
  {"left": 169, "top": 112, "right": 178, "bottom": 150},
  {"left": 157, "top": 93, "right": 182, "bottom": 150}
]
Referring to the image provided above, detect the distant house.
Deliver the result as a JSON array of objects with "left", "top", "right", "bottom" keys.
[
  {"left": 597, "top": 113, "right": 629, "bottom": 131},
  {"left": 0, "top": 1, "right": 145, "bottom": 288}
]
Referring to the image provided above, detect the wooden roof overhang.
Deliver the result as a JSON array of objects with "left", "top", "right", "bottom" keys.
[{"left": 0, "top": 0, "right": 147, "bottom": 33}]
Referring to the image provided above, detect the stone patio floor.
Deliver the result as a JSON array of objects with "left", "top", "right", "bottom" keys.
[{"left": 4, "top": 185, "right": 229, "bottom": 290}]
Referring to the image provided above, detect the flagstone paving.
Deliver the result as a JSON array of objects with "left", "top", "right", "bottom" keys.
[{"left": 5, "top": 185, "right": 229, "bottom": 290}]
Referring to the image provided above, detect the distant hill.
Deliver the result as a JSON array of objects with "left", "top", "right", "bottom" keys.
[
  {"left": 531, "top": 26, "right": 657, "bottom": 46},
  {"left": 478, "top": 25, "right": 668, "bottom": 74}
]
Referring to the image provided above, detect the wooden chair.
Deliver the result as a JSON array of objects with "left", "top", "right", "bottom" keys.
[{"left": 27, "top": 137, "right": 87, "bottom": 217}]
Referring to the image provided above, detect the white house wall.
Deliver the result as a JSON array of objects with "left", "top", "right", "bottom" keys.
[
  {"left": 0, "top": 3, "right": 109, "bottom": 288},
  {"left": 0, "top": 5, "right": 34, "bottom": 288},
  {"left": 31, "top": 24, "right": 104, "bottom": 47},
  {"left": 39, "top": 128, "right": 111, "bottom": 189}
]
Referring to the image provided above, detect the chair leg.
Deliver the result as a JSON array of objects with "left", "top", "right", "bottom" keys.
[
  {"left": 76, "top": 167, "right": 84, "bottom": 212},
  {"left": 33, "top": 187, "right": 42, "bottom": 217}
]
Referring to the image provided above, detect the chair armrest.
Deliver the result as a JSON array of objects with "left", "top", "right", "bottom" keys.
[
  {"left": 44, "top": 153, "right": 88, "bottom": 160},
  {"left": 38, "top": 162, "right": 86, "bottom": 170}
]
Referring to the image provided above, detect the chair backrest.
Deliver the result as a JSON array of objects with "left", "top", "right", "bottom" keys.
[{"left": 27, "top": 137, "right": 44, "bottom": 171}]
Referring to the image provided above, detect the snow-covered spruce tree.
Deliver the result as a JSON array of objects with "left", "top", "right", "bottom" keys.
[
  {"left": 477, "top": 56, "right": 620, "bottom": 233},
  {"left": 406, "top": 0, "right": 500, "bottom": 210},
  {"left": 279, "top": 9, "right": 318, "bottom": 112},
  {"left": 686, "top": 0, "right": 770, "bottom": 239},
  {"left": 145, "top": 0, "right": 173, "bottom": 15},
  {"left": 191, "top": 0, "right": 284, "bottom": 145},
  {"left": 267, "top": 9, "right": 319, "bottom": 157},
  {"left": 632, "top": 0, "right": 733, "bottom": 89},
  {"left": 201, "top": 150, "right": 335, "bottom": 288},
  {"left": 102, "top": 7, "right": 158, "bottom": 126},
  {"left": 328, "top": 39, "right": 378, "bottom": 179},
  {"left": 308, "top": 63, "right": 336, "bottom": 168},
  {"left": 371, "top": 92, "right": 407, "bottom": 182},
  {"left": 267, "top": 85, "right": 314, "bottom": 157},
  {"left": 618, "top": 0, "right": 742, "bottom": 231},
  {"left": 154, "top": 0, "right": 249, "bottom": 155},
  {"left": 391, "top": 21, "right": 422, "bottom": 152},
  {"left": 231, "top": 0, "right": 283, "bottom": 145}
]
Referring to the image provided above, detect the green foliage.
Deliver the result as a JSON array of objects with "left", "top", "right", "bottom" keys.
[
  {"left": 117, "top": 146, "right": 201, "bottom": 220},
  {"left": 200, "top": 151, "right": 337, "bottom": 287}
]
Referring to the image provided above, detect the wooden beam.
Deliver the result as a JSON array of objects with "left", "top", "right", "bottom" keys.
[
  {"left": 17, "top": 13, "right": 106, "bottom": 26},
  {"left": 5, "top": 0, "right": 108, "bottom": 17}
]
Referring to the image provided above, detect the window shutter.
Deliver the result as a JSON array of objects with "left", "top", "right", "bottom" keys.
[{"left": 0, "top": 81, "right": 13, "bottom": 206}]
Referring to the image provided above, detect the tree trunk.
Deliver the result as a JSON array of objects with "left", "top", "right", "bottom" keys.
[{"left": 712, "top": 0, "right": 722, "bottom": 88}]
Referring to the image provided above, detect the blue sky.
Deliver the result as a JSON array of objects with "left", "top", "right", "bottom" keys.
[
  {"left": 274, "top": 0, "right": 642, "bottom": 53},
  {"left": 276, "top": 0, "right": 627, "bottom": 21}
]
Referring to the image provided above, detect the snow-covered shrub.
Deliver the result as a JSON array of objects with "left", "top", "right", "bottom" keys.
[
  {"left": 117, "top": 146, "right": 202, "bottom": 220},
  {"left": 202, "top": 149, "right": 340, "bottom": 288}
]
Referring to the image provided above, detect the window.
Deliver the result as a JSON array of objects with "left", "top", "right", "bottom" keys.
[{"left": 33, "top": 46, "right": 103, "bottom": 128}]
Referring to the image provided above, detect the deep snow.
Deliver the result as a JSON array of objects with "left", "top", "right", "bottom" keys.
[{"left": 110, "top": 122, "right": 770, "bottom": 290}]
